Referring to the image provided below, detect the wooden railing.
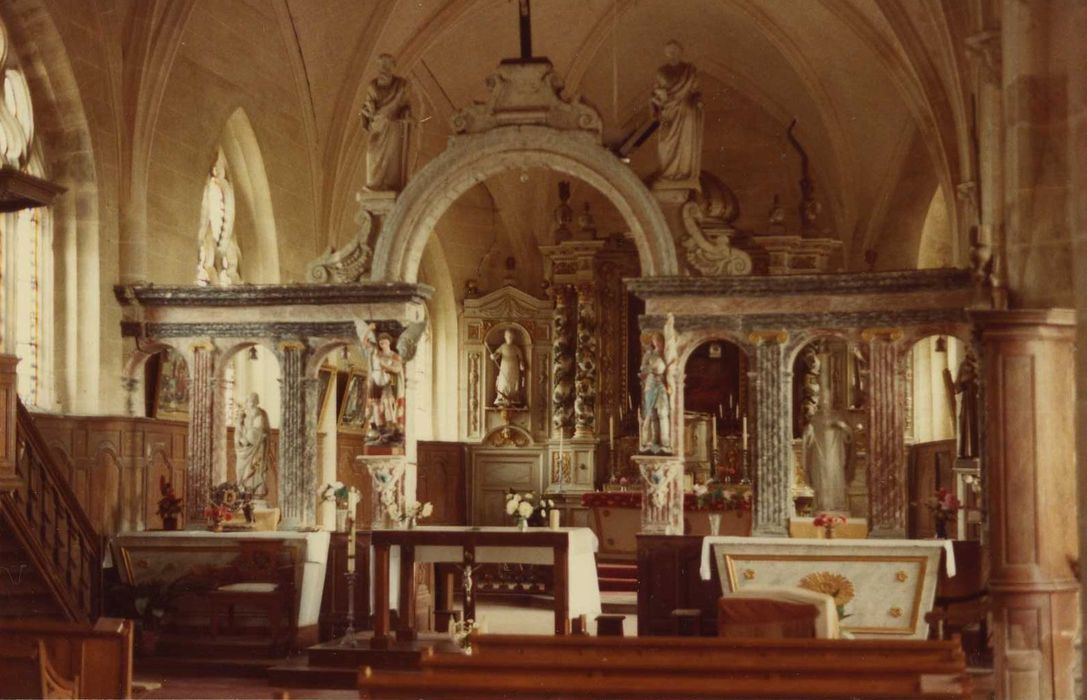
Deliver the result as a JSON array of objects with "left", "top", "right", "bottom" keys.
[{"left": 1, "top": 400, "right": 100, "bottom": 622}]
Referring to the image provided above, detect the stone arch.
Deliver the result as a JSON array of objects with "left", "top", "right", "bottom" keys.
[
  {"left": 370, "top": 126, "right": 679, "bottom": 282},
  {"left": 219, "top": 108, "right": 281, "bottom": 283}
]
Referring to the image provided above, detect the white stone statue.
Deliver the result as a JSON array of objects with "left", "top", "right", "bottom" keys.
[
  {"left": 639, "top": 328, "right": 675, "bottom": 454},
  {"left": 0, "top": 23, "right": 34, "bottom": 170},
  {"left": 195, "top": 153, "right": 240, "bottom": 286},
  {"left": 650, "top": 40, "right": 703, "bottom": 187},
  {"left": 802, "top": 397, "right": 852, "bottom": 512},
  {"left": 361, "top": 323, "right": 405, "bottom": 442},
  {"left": 235, "top": 392, "right": 270, "bottom": 498},
  {"left": 489, "top": 329, "right": 526, "bottom": 407},
  {"left": 361, "top": 54, "right": 412, "bottom": 191}
]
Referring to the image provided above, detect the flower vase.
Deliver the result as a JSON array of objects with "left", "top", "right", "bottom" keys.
[
  {"left": 935, "top": 520, "right": 948, "bottom": 539},
  {"left": 407, "top": 517, "right": 417, "bottom": 530},
  {"left": 161, "top": 516, "right": 178, "bottom": 531},
  {"left": 208, "top": 519, "right": 223, "bottom": 532},
  {"left": 517, "top": 518, "right": 528, "bottom": 532},
  {"left": 335, "top": 508, "right": 348, "bottom": 532},
  {"left": 708, "top": 513, "right": 722, "bottom": 536},
  {"left": 823, "top": 524, "right": 835, "bottom": 540}
]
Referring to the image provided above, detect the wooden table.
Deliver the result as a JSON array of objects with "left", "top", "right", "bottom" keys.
[{"left": 369, "top": 527, "right": 600, "bottom": 649}]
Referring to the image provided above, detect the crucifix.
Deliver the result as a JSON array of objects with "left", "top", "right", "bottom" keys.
[{"left": 517, "top": 0, "right": 533, "bottom": 60}]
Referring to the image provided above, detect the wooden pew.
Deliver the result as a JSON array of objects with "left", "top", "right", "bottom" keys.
[
  {"left": 0, "top": 638, "right": 78, "bottom": 699},
  {"left": 0, "top": 618, "right": 134, "bottom": 699},
  {"left": 357, "top": 634, "right": 971, "bottom": 699}
]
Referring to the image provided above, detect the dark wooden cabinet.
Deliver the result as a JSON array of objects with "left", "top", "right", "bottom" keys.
[{"left": 636, "top": 534, "right": 721, "bottom": 636}]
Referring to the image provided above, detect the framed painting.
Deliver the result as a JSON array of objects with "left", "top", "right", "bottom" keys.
[
  {"left": 153, "top": 347, "right": 190, "bottom": 420},
  {"left": 337, "top": 368, "right": 368, "bottom": 434},
  {"left": 316, "top": 365, "right": 335, "bottom": 425}
]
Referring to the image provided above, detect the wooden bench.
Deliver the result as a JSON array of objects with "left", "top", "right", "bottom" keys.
[
  {"left": 357, "top": 634, "right": 971, "bottom": 699},
  {"left": 0, "top": 638, "right": 77, "bottom": 699},
  {"left": 0, "top": 618, "right": 133, "bottom": 699}
]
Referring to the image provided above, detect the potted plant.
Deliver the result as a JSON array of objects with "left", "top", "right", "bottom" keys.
[{"left": 156, "top": 476, "right": 182, "bottom": 530}]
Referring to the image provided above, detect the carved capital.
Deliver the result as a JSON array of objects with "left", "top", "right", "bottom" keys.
[
  {"left": 964, "top": 30, "right": 1001, "bottom": 84},
  {"left": 747, "top": 329, "right": 789, "bottom": 346}
]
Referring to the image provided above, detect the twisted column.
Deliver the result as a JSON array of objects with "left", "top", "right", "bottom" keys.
[
  {"left": 551, "top": 287, "right": 574, "bottom": 437},
  {"left": 750, "top": 330, "right": 791, "bottom": 536},
  {"left": 573, "top": 283, "right": 597, "bottom": 437},
  {"left": 864, "top": 328, "right": 906, "bottom": 538},
  {"left": 185, "top": 342, "right": 216, "bottom": 526}
]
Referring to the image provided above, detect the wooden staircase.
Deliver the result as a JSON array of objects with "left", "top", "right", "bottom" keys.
[{"left": 0, "top": 357, "right": 100, "bottom": 624}]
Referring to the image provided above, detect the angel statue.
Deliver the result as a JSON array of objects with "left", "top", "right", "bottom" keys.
[
  {"left": 361, "top": 323, "right": 405, "bottom": 444},
  {"left": 195, "top": 152, "right": 240, "bottom": 286},
  {"left": 489, "top": 329, "right": 526, "bottom": 408},
  {"left": 639, "top": 316, "right": 678, "bottom": 454}
]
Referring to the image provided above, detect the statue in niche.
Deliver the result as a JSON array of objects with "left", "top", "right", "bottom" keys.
[
  {"left": 650, "top": 40, "right": 703, "bottom": 187},
  {"left": 552, "top": 181, "right": 573, "bottom": 243},
  {"left": 489, "top": 329, "right": 526, "bottom": 408},
  {"left": 639, "top": 321, "right": 677, "bottom": 454},
  {"left": 803, "top": 395, "right": 852, "bottom": 512},
  {"left": 195, "top": 153, "right": 240, "bottom": 286},
  {"left": 361, "top": 323, "right": 405, "bottom": 443},
  {"left": 235, "top": 393, "right": 270, "bottom": 498},
  {"left": 953, "top": 349, "right": 980, "bottom": 459},
  {"left": 361, "top": 54, "right": 412, "bottom": 191}
]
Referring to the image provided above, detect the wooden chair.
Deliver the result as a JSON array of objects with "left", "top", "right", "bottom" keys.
[
  {"left": 0, "top": 638, "right": 78, "bottom": 700},
  {"left": 208, "top": 539, "right": 296, "bottom": 654}
]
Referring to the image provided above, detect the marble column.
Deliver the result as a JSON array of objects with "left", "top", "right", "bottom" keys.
[
  {"left": 551, "top": 287, "right": 574, "bottom": 437},
  {"left": 864, "top": 328, "right": 906, "bottom": 538},
  {"left": 573, "top": 283, "right": 597, "bottom": 437},
  {"left": 277, "top": 341, "right": 314, "bottom": 529},
  {"left": 974, "top": 310, "right": 1078, "bottom": 700},
  {"left": 185, "top": 342, "right": 216, "bottom": 526},
  {"left": 635, "top": 455, "right": 683, "bottom": 535},
  {"left": 750, "top": 331, "right": 791, "bottom": 536}
]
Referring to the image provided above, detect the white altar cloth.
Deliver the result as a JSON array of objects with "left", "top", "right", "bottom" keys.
[
  {"left": 700, "top": 536, "right": 955, "bottom": 639},
  {"left": 113, "top": 529, "right": 330, "bottom": 627},
  {"left": 377, "top": 526, "right": 602, "bottom": 618}
]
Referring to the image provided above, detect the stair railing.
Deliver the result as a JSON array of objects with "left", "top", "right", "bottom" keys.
[{"left": 3, "top": 400, "right": 101, "bottom": 621}]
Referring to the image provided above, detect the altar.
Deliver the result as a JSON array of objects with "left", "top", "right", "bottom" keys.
[
  {"left": 369, "top": 526, "right": 601, "bottom": 647},
  {"left": 112, "top": 530, "right": 330, "bottom": 644},
  {"left": 700, "top": 536, "right": 954, "bottom": 640}
]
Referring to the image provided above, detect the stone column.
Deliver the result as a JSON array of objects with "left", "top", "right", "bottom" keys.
[
  {"left": 551, "top": 287, "right": 574, "bottom": 438},
  {"left": 750, "top": 331, "right": 791, "bottom": 536},
  {"left": 635, "top": 455, "right": 683, "bottom": 535},
  {"left": 864, "top": 328, "right": 906, "bottom": 538},
  {"left": 573, "top": 283, "right": 597, "bottom": 438},
  {"left": 360, "top": 456, "right": 406, "bottom": 530},
  {"left": 277, "top": 341, "right": 314, "bottom": 529},
  {"left": 974, "top": 310, "right": 1078, "bottom": 700},
  {"left": 185, "top": 342, "right": 216, "bottom": 526}
]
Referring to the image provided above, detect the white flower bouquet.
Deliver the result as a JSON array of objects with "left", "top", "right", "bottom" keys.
[{"left": 386, "top": 500, "right": 434, "bottom": 528}]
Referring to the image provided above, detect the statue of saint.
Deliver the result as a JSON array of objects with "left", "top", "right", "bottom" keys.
[
  {"left": 650, "top": 40, "right": 703, "bottom": 186},
  {"left": 802, "top": 398, "right": 852, "bottom": 512},
  {"left": 195, "top": 154, "right": 240, "bottom": 286},
  {"left": 489, "top": 329, "right": 526, "bottom": 407},
  {"left": 235, "top": 393, "right": 270, "bottom": 498},
  {"left": 639, "top": 333, "right": 673, "bottom": 453},
  {"left": 954, "top": 349, "right": 980, "bottom": 459},
  {"left": 361, "top": 54, "right": 412, "bottom": 191},
  {"left": 362, "top": 323, "right": 405, "bottom": 442}
]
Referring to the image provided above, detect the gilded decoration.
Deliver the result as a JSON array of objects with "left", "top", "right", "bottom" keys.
[{"left": 798, "top": 570, "right": 855, "bottom": 608}]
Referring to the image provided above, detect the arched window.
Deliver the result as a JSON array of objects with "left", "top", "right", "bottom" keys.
[{"left": 0, "top": 21, "right": 53, "bottom": 408}]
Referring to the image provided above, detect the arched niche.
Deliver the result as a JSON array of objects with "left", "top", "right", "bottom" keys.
[
  {"left": 680, "top": 337, "right": 750, "bottom": 484},
  {"left": 789, "top": 335, "right": 867, "bottom": 518},
  {"left": 370, "top": 125, "right": 678, "bottom": 283}
]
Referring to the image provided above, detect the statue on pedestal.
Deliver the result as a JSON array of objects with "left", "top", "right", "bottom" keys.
[
  {"left": 802, "top": 397, "right": 852, "bottom": 512},
  {"left": 953, "top": 349, "right": 979, "bottom": 459},
  {"left": 235, "top": 393, "right": 270, "bottom": 498},
  {"left": 361, "top": 323, "right": 405, "bottom": 443},
  {"left": 361, "top": 54, "right": 412, "bottom": 191},
  {"left": 650, "top": 40, "right": 703, "bottom": 188},
  {"left": 638, "top": 323, "right": 677, "bottom": 454},
  {"left": 195, "top": 154, "right": 240, "bottom": 286},
  {"left": 489, "top": 329, "right": 526, "bottom": 408}
]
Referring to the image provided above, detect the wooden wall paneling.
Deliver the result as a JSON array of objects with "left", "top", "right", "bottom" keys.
[
  {"left": 416, "top": 441, "right": 467, "bottom": 525},
  {"left": 907, "top": 439, "right": 956, "bottom": 538},
  {"left": 637, "top": 534, "right": 720, "bottom": 637}
]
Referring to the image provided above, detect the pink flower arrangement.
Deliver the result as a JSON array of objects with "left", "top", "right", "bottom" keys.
[{"left": 926, "top": 488, "right": 961, "bottom": 523}]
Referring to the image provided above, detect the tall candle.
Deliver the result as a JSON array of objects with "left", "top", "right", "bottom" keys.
[
  {"left": 712, "top": 415, "right": 718, "bottom": 452},
  {"left": 742, "top": 416, "right": 749, "bottom": 451},
  {"left": 346, "top": 516, "right": 356, "bottom": 573},
  {"left": 627, "top": 394, "right": 633, "bottom": 411},
  {"left": 609, "top": 416, "right": 615, "bottom": 449}
]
